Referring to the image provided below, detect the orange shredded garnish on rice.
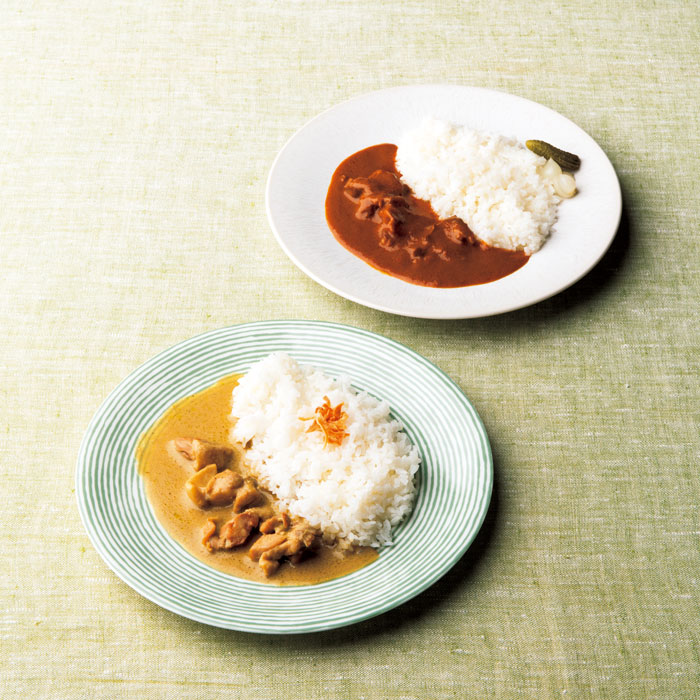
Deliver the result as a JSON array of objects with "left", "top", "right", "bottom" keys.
[{"left": 300, "top": 396, "right": 349, "bottom": 448}]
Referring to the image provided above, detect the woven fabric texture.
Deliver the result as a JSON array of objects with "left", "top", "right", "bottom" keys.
[{"left": 1, "top": 1, "right": 698, "bottom": 698}]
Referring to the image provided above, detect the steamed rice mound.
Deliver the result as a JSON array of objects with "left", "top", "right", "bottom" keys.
[
  {"left": 230, "top": 353, "right": 420, "bottom": 548},
  {"left": 396, "top": 117, "right": 560, "bottom": 254}
]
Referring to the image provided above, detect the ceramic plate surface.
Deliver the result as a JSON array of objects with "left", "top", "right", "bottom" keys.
[
  {"left": 76, "top": 321, "right": 492, "bottom": 633},
  {"left": 266, "top": 85, "right": 621, "bottom": 319}
]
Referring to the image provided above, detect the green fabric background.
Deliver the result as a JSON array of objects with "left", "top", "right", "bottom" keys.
[{"left": 1, "top": 1, "right": 698, "bottom": 698}]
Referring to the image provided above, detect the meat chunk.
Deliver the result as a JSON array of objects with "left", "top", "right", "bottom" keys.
[
  {"left": 173, "top": 438, "right": 234, "bottom": 471},
  {"left": 343, "top": 176, "right": 373, "bottom": 201},
  {"left": 245, "top": 504, "right": 276, "bottom": 522},
  {"left": 259, "top": 554, "right": 282, "bottom": 577},
  {"left": 233, "top": 478, "right": 262, "bottom": 512},
  {"left": 355, "top": 193, "right": 384, "bottom": 220},
  {"left": 377, "top": 201, "right": 408, "bottom": 247},
  {"left": 344, "top": 170, "right": 410, "bottom": 249},
  {"left": 249, "top": 522, "right": 320, "bottom": 577},
  {"left": 185, "top": 465, "right": 243, "bottom": 508},
  {"left": 344, "top": 170, "right": 406, "bottom": 200},
  {"left": 260, "top": 513, "right": 291, "bottom": 534},
  {"left": 404, "top": 225, "right": 432, "bottom": 260},
  {"left": 202, "top": 512, "right": 260, "bottom": 552},
  {"left": 205, "top": 469, "right": 244, "bottom": 507},
  {"left": 437, "top": 217, "right": 477, "bottom": 246},
  {"left": 185, "top": 464, "right": 218, "bottom": 508},
  {"left": 259, "top": 526, "right": 319, "bottom": 576},
  {"left": 366, "top": 169, "right": 407, "bottom": 195},
  {"left": 249, "top": 533, "right": 288, "bottom": 561},
  {"left": 219, "top": 512, "right": 260, "bottom": 548},
  {"left": 173, "top": 437, "right": 197, "bottom": 460},
  {"left": 287, "top": 523, "right": 319, "bottom": 551},
  {"left": 201, "top": 518, "right": 217, "bottom": 547}
]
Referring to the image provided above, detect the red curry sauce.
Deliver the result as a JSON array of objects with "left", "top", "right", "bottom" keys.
[{"left": 325, "top": 144, "right": 529, "bottom": 288}]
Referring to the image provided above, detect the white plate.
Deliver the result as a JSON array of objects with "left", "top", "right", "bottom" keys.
[{"left": 266, "top": 85, "right": 621, "bottom": 319}]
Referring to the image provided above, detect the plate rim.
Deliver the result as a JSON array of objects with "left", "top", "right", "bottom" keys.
[
  {"left": 75, "top": 320, "right": 493, "bottom": 633},
  {"left": 266, "top": 84, "right": 622, "bottom": 319}
]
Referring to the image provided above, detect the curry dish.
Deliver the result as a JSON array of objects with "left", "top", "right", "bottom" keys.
[
  {"left": 325, "top": 143, "right": 529, "bottom": 287},
  {"left": 136, "top": 374, "right": 377, "bottom": 585}
]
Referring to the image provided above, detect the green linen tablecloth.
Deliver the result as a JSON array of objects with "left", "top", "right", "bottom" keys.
[{"left": 1, "top": 1, "right": 698, "bottom": 698}]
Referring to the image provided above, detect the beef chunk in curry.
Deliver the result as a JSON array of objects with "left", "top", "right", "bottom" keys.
[{"left": 344, "top": 170, "right": 411, "bottom": 249}]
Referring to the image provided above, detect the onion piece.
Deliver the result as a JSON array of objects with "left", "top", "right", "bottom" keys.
[
  {"left": 541, "top": 157, "right": 561, "bottom": 180},
  {"left": 554, "top": 172, "right": 577, "bottom": 198}
]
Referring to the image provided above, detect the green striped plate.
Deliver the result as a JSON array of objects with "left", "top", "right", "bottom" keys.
[{"left": 76, "top": 321, "right": 492, "bottom": 633}]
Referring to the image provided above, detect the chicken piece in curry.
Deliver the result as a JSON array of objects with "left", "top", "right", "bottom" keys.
[{"left": 175, "top": 437, "right": 320, "bottom": 578}]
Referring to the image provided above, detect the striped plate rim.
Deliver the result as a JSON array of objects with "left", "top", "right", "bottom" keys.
[{"left": 75, "top": 321, "right": 492, "bottom": 633}]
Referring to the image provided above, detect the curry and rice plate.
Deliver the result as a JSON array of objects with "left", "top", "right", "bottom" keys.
[
  {"left": 325, "top": 117, "right": 579, "bottom": 288},
  {"left": 137, "top": 353, "right": 420, "bottom": 584}
]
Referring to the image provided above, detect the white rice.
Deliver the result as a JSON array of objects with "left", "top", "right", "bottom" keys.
[
  {"left": 396, "top": 117, "right": 560, "bottom": 254},
  {"left": 230, "top": 353, "right": 420, "bottom": 547}
]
